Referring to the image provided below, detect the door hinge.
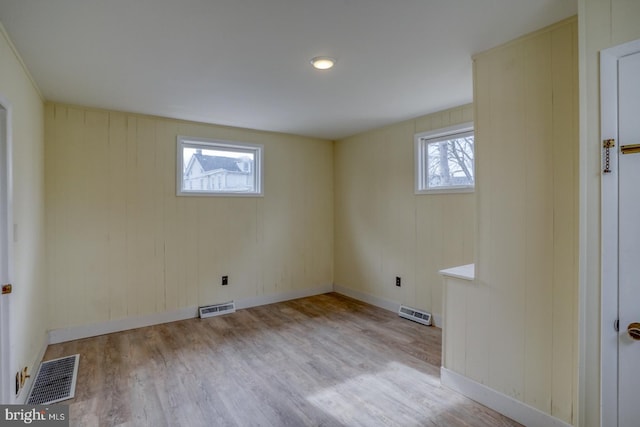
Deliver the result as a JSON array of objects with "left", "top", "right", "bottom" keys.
[
  {"left": 615, "top": 319, "right": 619, "bottom": 332},
  {"left": 1, "top": 284, "right": 11, "bottom": 294}
]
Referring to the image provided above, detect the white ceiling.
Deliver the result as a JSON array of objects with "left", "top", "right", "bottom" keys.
[{"left": 0, "top": 0, "right": 576, "bottom": 140}]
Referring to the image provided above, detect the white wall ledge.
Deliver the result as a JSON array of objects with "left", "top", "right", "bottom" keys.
[{"left": 439, "top": 263, "right": 475, "bottom": 281}]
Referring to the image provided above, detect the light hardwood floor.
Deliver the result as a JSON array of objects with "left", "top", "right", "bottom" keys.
[{"left": 44, "top": 293, "right": 521, "bottom": 426}]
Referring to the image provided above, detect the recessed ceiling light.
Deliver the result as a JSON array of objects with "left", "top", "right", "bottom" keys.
[{"left": 310, "top": 56, "right": 336, "bottom": 70}]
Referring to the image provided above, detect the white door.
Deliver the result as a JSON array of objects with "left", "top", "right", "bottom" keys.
[
  {"left": 601, "top": 38, "right": 640, "bottom": 427},
  {"left": 0, "top": 101, "right": 11, "bottom": 404},
  {"left": 617, "top": 50, "right": 640, "bottom": 427}
]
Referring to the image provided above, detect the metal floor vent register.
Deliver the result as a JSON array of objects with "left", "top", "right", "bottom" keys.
[
  {"left": 199, "top": 301, "right": 236, "bottom": 319},
  {"left": 399, "top": 305, "right": 432, "bottom": 326},
  {"left": 27, "top": 354, "right": 79, "bottom": 405}
]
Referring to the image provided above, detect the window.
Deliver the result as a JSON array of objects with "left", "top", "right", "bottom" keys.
[
  {"left": 177, "top": 136, "right": 263, "bottom": 196},
  {"left": 415, "top": 122, "right": 474, "bottom": 194}
]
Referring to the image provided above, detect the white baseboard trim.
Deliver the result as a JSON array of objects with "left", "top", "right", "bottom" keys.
[
  {"left": 333, "top": 284, "right": 442, "bottom": 327},
  {"left": 235, "top": 284, "right": 333, "bottom": 310},
  {"left": 48, "top": 285, "right": 334, "bottom": 344},
  {"left": 333, "top": 284, "right": 398, "bottom": 312},
  {"left": 440, "top": 367, "right": 572, "bottom": 427},
  {"left": 432, "top": 314, "right": 442, "bottom": 328},
  {"left": 48, "top": 305, "right": 199, "bottom": 344}
]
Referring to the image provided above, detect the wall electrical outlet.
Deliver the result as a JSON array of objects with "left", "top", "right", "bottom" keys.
[
  {"left": 396, "top": 276, "right": 401, "bottom": 287},
  {"left": 222, "top": 275, "right": 228, "bottom": 286}
]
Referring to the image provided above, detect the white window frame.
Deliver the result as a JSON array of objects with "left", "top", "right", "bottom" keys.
[
  {"left": 414, "top": 122, "right": 474, "bottom": 194},
  {"left": 177, "top": 136, "right": 264, "bottom": 197}
]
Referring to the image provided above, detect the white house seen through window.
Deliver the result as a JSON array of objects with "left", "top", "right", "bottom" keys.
[
  {"left": 415, "top": 123, "right": 474, "bottom": 194},
  {"left": 177, "top": 136, "right": 263, "bottom": 196}
]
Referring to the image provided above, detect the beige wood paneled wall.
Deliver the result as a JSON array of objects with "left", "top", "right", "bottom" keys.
[
  {"left": 334, "top": 105, "right": 474, "bottom": 319},
  {"left": 460, "top": 17, "right": 577, "bottom": 423},
  {"left": 45, "top": 104, "right": 333, "bottom": 330}
]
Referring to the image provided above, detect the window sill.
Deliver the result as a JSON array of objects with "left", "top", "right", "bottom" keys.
[
  {"left": 177, "top": 191, "right": 264, "bottom": 197},
  {"left": 415, "top": 187, "right": 474, "bottom": 195}
]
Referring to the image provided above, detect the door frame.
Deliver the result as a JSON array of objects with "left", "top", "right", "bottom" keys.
[
  {"left": 0, "top": 95, "right": 13, "bottom": 404},
  {"left": 600, "top": 37, "right": 640, "bottom": 427}
]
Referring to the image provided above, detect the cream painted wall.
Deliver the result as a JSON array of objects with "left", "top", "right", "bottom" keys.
[
  {"left": 45, "top": 104, "right": 333, "bottom": 330},
  {"left": 578, "top": 1, "right": 640, "bottom": 426},
  {"left": 334, "top": 105, "right": 474, "bottom": 320},
  {"left": 468, "top": 18, "right": 578, "bottom": 424},
  {"left": 0, "top": 25, "right": 46, "bottom": 402}
]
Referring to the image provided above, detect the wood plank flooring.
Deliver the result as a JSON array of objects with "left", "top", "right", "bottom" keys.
[{"left": 43, "top": 293, "right": 521, "bottom": 427}]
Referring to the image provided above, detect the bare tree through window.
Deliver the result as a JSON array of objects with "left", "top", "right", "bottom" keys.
[
  {"left": 427, "top": 136, "right": 474, "bottom": 187},
  {"left": 416, "top": 126, "right": 474, "bottom": 193}
]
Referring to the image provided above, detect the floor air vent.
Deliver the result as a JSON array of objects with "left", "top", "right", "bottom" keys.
[
  {"left": 27, "top": 354, "right": 79, "bottom": 405},
  {"left": 399, "top": 305, "right": 432, "bottom": 326},
  {"left": 199, "top": 301, "right": 236, "bottom": 319}
]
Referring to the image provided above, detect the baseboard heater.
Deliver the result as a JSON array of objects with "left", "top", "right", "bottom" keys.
[
  {"left": 398, "top": 305, "right": 432, "bottom": 326},
  {"left": 199, "top": 301, "right": 236, "bottom": 319}
]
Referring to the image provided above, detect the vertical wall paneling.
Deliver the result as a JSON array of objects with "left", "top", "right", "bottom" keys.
[
  {"left": 466, "top": 43, "right": 492, "bottom": 389},
  {"left": 84, "top": 110, "right": 110, "bottom": 323},
  {"left": 550, "top": 21, "right": 578, "bottom": 422},
  {"left": 484, "top": 42, "right": 528, "bottom": 403},
  {"left": 334, "top": 104, "right": 475, "bottom": 319},
  {"left": 107, "top": 112, "right": 128, "bottom": 319},
  {"left": 45, "top": 104, "right": 334, "bottom": 330},
  {"left": 522, "top": 30, "right": 554, "bottom": 414},
  {"left": 471, "top": 18, "right": 578, "bottom": 424}
]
